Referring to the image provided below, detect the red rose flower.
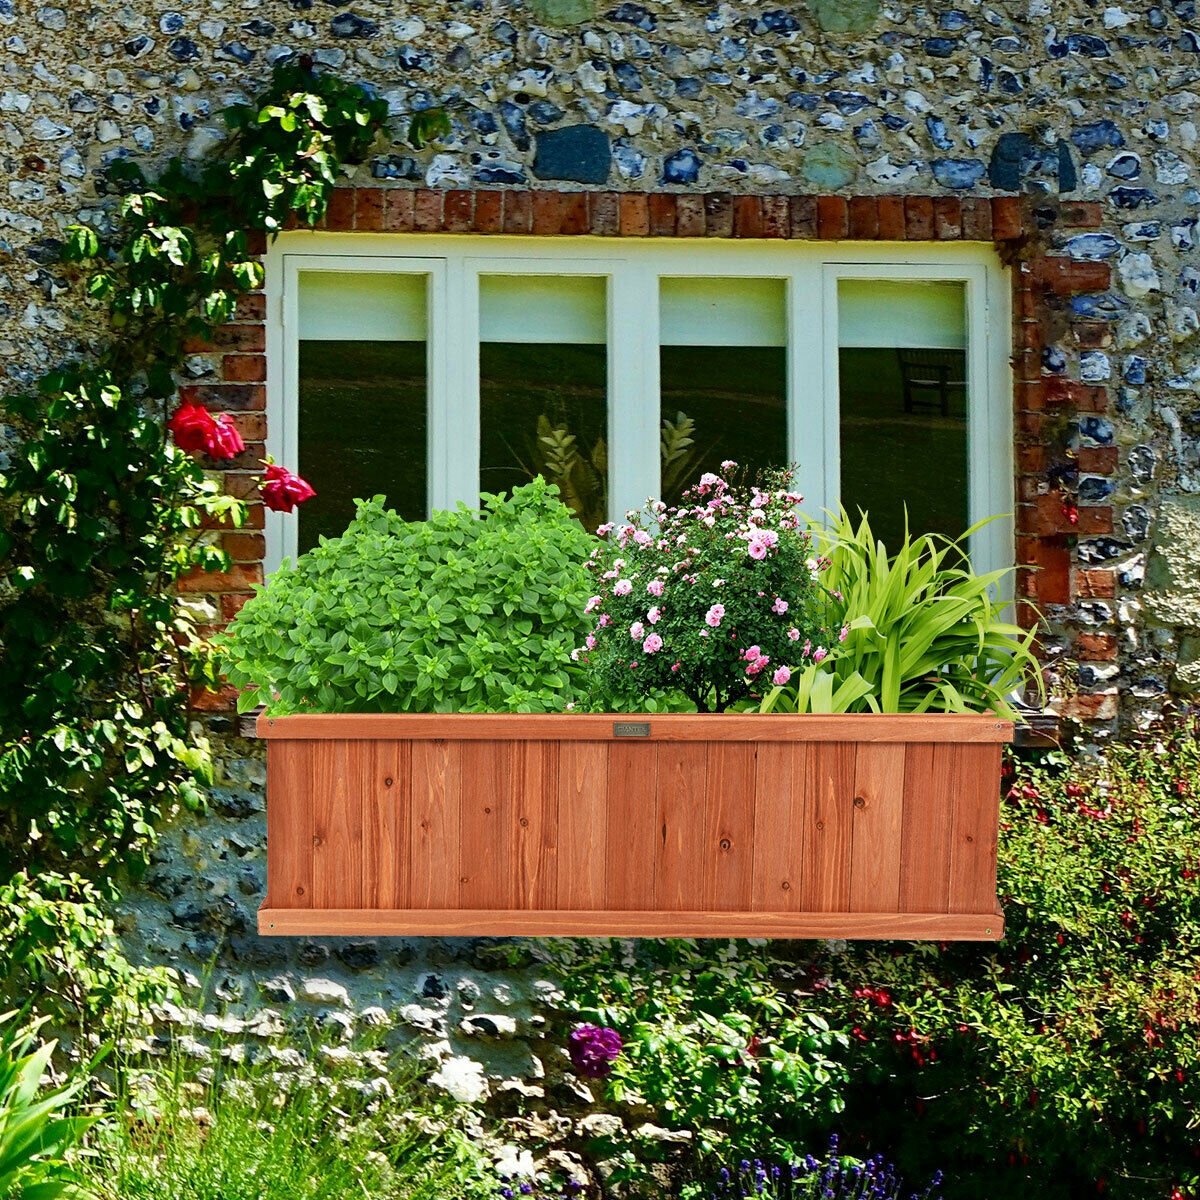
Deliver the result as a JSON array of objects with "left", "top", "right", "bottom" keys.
[
  {"left": 261, "top": 463, "right": 316, "bottom": 512},
  {"left": 168, "top": 401, "right": 218, "bottom": 452},
  {"left": 204, "top": 413, "right": 245, "bottom": 461}
]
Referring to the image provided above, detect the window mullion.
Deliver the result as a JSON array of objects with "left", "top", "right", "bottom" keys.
[
  {"left": 608, "top": 261, "right": 659, "bottom": 521},
  {"left": 789, "top": 257, "right": 832, "bottom": 522},
  {"left": 431, "top": 257, "right": 477, "bottom": 513}
]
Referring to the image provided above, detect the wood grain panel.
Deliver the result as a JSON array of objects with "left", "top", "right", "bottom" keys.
[
  {"left": 409, "top": 740, "right": 460, "bottom": 909},
  {"left": 656, "top": 742, "right": 709, "bottom": 911},
  {"left": 457, "top": 741, "right": 515, "bottom": 909},
  {"left": 751, "top": 742, "right": 807, "bottom": 911},
  {"left": 848, "top": 744, "right": 907, "bottom": 913},
  {"left": 259, "top": 712, "right": 1014, "bottom": 744},
  {"left": 898, "top": 742, "right": 955, "bottom": 913},
  {"left": 514, "top": 741, "right": 559, "bottom": 909},
  {"left": 310, "top": 740, "right": 364, "bottom": 910},
  {"left": 362, "top": 741, "right": 409, "bottom": 909},
  {"left": 605, "top": 743, "right": 658, "bottom": 909},
  {"left": 557, "top": 741, "right": 608, "bottom": 909},
  {"left": 799, "top": 743, "right": 856, "bottom": 912},
  {"left": 703, "top": 742, "right": 756, "bottom": 911},
  {"left": 948, "top": 744, "right": 1003, "bottom": 915},
  {"left": 260, "top": 906, "right": 1006, "bottom": 941},
  {"left": 265, "top": 740, "right": 313, "bottom": 910}
]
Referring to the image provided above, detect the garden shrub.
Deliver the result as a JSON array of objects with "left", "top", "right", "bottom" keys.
[
  {"left": 813, "top": 720, "right": 1200, "bottom": 1200},
  {"left": 223, "top": 480, "right": 596, "bottom": 714},
  {"left": 546, "top": 939, "right": 850, "bottom": 1186}
]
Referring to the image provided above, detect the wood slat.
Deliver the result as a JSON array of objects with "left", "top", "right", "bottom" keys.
[
  {"left": 514, "top": 741, "right": 559, "bottom": 909},
  {"left": 848, "top": 743, "right": 907, "bottom": 913},
  {"left": 703, "top": 742, "right": 756, "bottom": 911},
  {"left": 310, "top": 741, "right": 364, "bottom": 910},
  {"left": 457, "top": 742, "right": 515, "bottom": 909},
  {"left": 948, "top": 743, "right": 1003, "bottom": 915},
  {"left": 605, "top": 744, "right": 658, "bottom": 909},
  {"left": 751, "top": 742, "right": 807, "bottom": 911},
  {"left": 898, "top": 742, "right": 956, "bottom": 913},
  {"left": 409, "top": 740, "right": 460, "bottom": 909},
  {"left": 799, "top": 742, "right": 856, "bottom": 912},
  {"left": 258, "top": 712, "right": 1013, "bottom": 744},
  {"left": 265, "top": 741, "right": 313, "bottom": 910},
  {"left": 557, "top": 741, "right": 609, "bottom": 909},
  {"left": 655, "top": 742, "right": 709, "bottom": 911},
  {"left": 260, "top": 906, "right": 1005, "bottom": 941},
  {"left": 362, "top": 741, "right": 409, "bottom": 909}
]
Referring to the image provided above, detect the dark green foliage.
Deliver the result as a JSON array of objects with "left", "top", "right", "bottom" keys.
[
  {"left": 223, "top": 480, "right": 595, "bottom": 714},
  {"left": 0, "top": 63, "right": 404, "bottom": 1024},
  {"left": 546, "top": 939, "right": 850, "bottom": 1185}
]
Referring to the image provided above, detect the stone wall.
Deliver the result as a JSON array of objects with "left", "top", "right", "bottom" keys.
[{"left": 5, "top": 0, "right": 1200, "bottom": 1099}]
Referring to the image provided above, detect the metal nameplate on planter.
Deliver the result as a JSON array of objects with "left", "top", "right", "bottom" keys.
[{"left": 613, "top": 721, "right": 651, "bottom": 738}]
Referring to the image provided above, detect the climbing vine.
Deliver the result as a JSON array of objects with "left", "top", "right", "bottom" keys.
[{"left": 0, "top": 62, "right": 423, "bottom": 1020}]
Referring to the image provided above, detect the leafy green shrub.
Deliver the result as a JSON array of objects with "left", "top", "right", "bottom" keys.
[
  {"left": 0, "top": 1013, "right": 96, "bottom": 1200},
  {"left": 547, "top": 939, "right": 850, "bottom": 1184},
  {"left": 0, "top": 872, "right": 174, "bottom": 1033},
  {"left": 84, "top": 1046, "right": 489, "bottom": 1200},
  {"left": 764, "top": 510, "right": 1040, "bottom": 717},
  {"left": 223, "top": 480, "right": 595, "bottom": 714},
  {"left": 814, "top": 721, "right": 1200, "bottom": 1200}
]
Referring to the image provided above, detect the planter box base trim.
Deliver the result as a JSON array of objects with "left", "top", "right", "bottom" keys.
[{"left": 258, "top": 905, "right": 1004, "bottom": 941}]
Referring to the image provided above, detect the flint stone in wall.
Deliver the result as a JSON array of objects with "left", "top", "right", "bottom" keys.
[{"left": 1145, "top": 497, "right": 1200, "bottom": 629}]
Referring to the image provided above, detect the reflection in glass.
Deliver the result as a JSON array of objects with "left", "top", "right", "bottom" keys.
[
  {"left": 479, "top": 275, "right": 609, "bottom": 530},
  {"left": 838, "top": 279, "right": 968, "bottom": 549},
  {"left": 296, "top": 271, "right": 428, "bottom": 552},
  {"left": 659, "top": 277, "right": 788, "bottom": 506}
]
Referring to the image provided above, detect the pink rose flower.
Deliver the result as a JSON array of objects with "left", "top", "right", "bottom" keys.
[
  {"left": 839, "top": 624, "right": 849, "bottom": 642},
  {"left": 647, "top": 606, "right": 662, "bottom": 624},
  {"left": 812, "top": 647, "right": 828, "bottom": 664},
  {"left": 629, "top": 621, "right": 645, "bottom": 640},
  {"left": 787, "top": 627, "right": 801, "bottom": 642},
  {"left": 747, "top": 540, "right": 768, "bottom": 561},
  {"left": 647, "top": 578, "right": 665, "bottom": 597},
  {"left": 643, "top": 633, "right": 663, "bottom": 654},
  {"left": 705, "top": 603, "right": 725, "bottom": 628},
  {"left": 585, "top": 634, "right": 597, "bottom": 650},
  {"left": 772, "top": 597, "right": 789, "bottom": 615},
  {"left": 585, "top": 595, "right": 603, "bottom": 614},
  {"left": 772, "top": 666, "right": 792, "bottom": 686},
  {"left": 613, "top": 579, "right": 633, "bottom": 596}
]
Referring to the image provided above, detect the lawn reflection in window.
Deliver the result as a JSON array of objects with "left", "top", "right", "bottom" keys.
[
  {"left": 296, "top": 271, "right": 428, "bottom": 553},
  {"left": 838, "top": 279, "right": 969, "bottom": 550},
  {"left": 479, "top": 275, "right": 609, "bottom": 531},
  {"left": 659, "top": 277, "right": 788, "bottom": 508}
]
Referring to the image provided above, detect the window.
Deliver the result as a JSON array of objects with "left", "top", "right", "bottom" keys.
[{"left": 266, "top": 238, "right": 1011, "bottom": 576}]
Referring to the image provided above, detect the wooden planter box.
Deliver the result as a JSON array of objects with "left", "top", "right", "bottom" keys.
[{"left": 257, "top": 712, "right": 1011, "bottom": 940}]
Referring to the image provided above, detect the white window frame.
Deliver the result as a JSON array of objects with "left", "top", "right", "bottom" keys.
[{"left": 264, "top": 234, "right": 1012, "bottom": 578}]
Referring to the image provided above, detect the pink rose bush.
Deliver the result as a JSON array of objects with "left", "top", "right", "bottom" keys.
[{"left": 578, "top": 466, "right": 831, "bottom": 712}]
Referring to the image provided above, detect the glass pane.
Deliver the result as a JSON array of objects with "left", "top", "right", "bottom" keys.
[
  {"left": 659, "top": 277, "right": 788, "bottom": 506},
  {"left": 838, "top": 279, "right": 968, "bottom": 549},
  {"left": 479, "top": 275, "right": 608, "bottom": 531},
  {"left": 296, "top": 271, "right": 428, "bottom": 553}
]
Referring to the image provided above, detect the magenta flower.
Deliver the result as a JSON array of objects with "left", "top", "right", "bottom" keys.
[
  {"left": 839, "top": 624, "right": 850, "bottom": 642},
  {"left": 569, "top": 1024, "right": 623, "bottom": 1079},
  {"left": 772, "top": 666, "right": 792, "bottom": 686},
  {"left": 643, "top": 633, "right": 664, "bottom": 654},
  {"left": 705, "top": 603, "right": 726, "bottom": 628},
  {"left": 812, "top": 647, "right": 828, "bottom": 664}
]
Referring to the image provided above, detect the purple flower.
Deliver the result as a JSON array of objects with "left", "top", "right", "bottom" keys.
[{"left": 569, "top": 1023, "right": 623, "bottom": 1079}]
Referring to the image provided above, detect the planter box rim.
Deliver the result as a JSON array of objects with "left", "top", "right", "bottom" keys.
[{"left": 256, "top": 710, "right": 1013, "bottom": 744}]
